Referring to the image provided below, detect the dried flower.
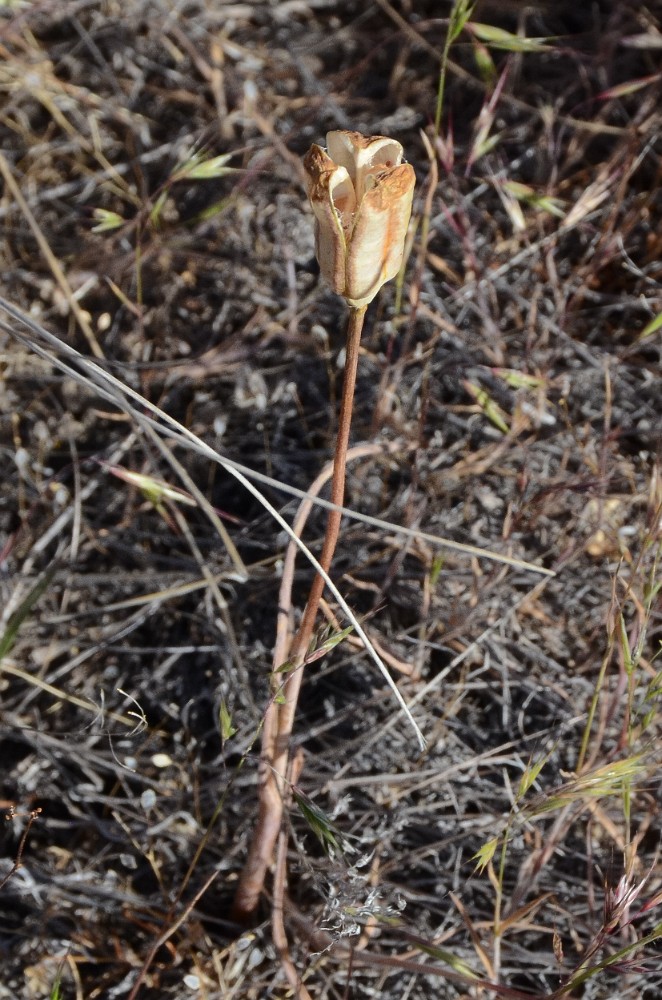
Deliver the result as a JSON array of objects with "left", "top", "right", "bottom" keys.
[{"left": 303, "top": 130, "right": 415, "bottom": 308}]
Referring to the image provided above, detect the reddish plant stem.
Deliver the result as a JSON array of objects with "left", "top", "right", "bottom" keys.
[
  {"left": 273, "top": 305, "right": 366, "bottom": 757},
  {"left": 232, "top": 305, "right": 367, "bottom": 923}
]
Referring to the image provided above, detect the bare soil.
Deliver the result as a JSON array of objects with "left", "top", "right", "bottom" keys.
[{"left": 0, "top": 2, "right": 661, "bottom": 998}]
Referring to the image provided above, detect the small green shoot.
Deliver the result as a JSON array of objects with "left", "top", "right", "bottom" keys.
[
  {"left": 447, "top": 0, "right": 476, "bottom": 46},
  {"left": 274, "top": 625, "right": 354, "bottom": 676},
  {"left": 526, "top": 756, "right": 648, "bottom": 820},
  {"left": 467, "top": 22, "right": 552, "bottom": 53},
  {"left": 91, "top": 208, "right": 125, "bottom": 232},
  {"left": 189, "top": 196, "right": 233, "bottom": 224},
  {"left": 171, "top": 151, "right": 239, "bottom": 183},
  {"left": 472, "top": 38, "right": 496, "bottom": 86},
  {"left": 517, "top": 753, "right": 548, "bottom": 799},
  {"left": 292, "top": 789, "right": 343, "bottom": 856},
  {"left": 219, "top": 699, "right": 236, "bottom": 742},
  {"left": 411, "top": 940, "right": 479, "bottom": 978},
  {"left": 434, "top": 0, "right": 476, "bottom": 135},
  {"left": 273, "top": 658, "right": 296, "bottom": 675},
  {"left": 463, "top": 380, "right": 510, "bottom": 433},
  {"left": 105, "top": 465, "right": 196, "bottom": 509},
  {"left": 472, "top": 836, "right": 498, "bottom": 875},
  {"left": 497, "top": 183, "right": 526, "bottom": 231},
  {"left": 149, "top": 188, "right": 170, "bottom": 228},
  {"left": 0, "top": 565, "right": 57, "bottom": 662},
  {"left": 640, "top": 659, "right": 662, "bottom": 733},
  {"left": 492, "top": 367, "right": 547, "bottom": 390},
  {"left": 429, "top": 552, "right": 445, "bottom": 588},
  {"left": 638, "top": 310, "right": 662, "bottom": 340},
  {"left": 502, "top": 180, "right": 566, "bottom": 219},
  {"left": 48, "top": 955, "right": 67, "bottom": 1000},
  {"left": 310, "top": 624, "right": 354, "bottom": 659}
]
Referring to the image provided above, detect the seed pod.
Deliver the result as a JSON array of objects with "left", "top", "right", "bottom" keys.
[{"left": 304, "top": 130, "right": 415, "bottom": 308}]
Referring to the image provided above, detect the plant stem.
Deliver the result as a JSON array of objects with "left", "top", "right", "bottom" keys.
[
  {"left": 232, "top": 305, "right": 367, "bottom": 922},
  {"left": 273, "top": 305, "right": 366, "bottom": 749}
]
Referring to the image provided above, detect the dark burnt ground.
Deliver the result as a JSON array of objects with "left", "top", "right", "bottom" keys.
[{"left": 0, "top": 2, "right": 661, "bottom": 998}]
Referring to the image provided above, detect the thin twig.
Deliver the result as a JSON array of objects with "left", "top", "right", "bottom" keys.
[
  {"left": 0, "top": 808, "right": 42, "bottom": 892},
  {"left": 125, "top": 869, "right": 220, "bottom": 1000}
]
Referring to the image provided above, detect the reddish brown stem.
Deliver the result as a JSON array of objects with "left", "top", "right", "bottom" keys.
[
  {"left": 232, "top": 305, "right": 366, "bottom": 922},
  {"left": 273, "top": 305, "right": 366, "bottom": 750}
]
